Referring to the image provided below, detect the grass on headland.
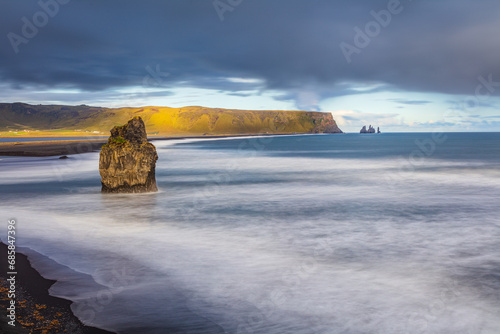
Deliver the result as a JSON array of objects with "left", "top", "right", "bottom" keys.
[{"left": 0, "top": 103, "right": 342, "bottom": 138}]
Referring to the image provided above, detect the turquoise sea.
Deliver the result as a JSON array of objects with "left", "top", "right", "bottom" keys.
[{"left": 1, "top": 133, "right": 499, "bottom": 333}]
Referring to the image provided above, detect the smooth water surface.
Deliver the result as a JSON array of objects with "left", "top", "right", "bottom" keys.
[{"left": 1, "top": 133, "right": 499, "bottom": 333}]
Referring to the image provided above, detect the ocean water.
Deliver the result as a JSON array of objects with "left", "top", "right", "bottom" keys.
[{"left": 1, "top": 133, "right": 500, "bottom": 334}]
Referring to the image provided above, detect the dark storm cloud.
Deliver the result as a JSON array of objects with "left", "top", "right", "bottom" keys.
[{"left": 1, "top": 0, "right": 500, "bottom": 105}]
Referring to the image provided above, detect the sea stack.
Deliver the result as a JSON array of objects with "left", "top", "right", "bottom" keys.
[
  {"left": 360, "top": 125, "right": 376, "bottom": 133},
  {"left": 99, "top": 116, "right": 158, "bottom": 193}
]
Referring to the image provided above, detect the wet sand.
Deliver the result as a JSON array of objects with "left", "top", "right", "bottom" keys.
[{"left": 0, "top": 242, "right": 115, "bottom": 334}]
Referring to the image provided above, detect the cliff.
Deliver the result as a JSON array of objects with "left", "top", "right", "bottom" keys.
[
  {"left": 310, "top": 112, "right": 343, "bottom": 134},
  {"left": 0, "top": 103, "right": 342, "bottom": 136},
  {"left": 99, "top": 117, "right": 158, "bottom": 193}
]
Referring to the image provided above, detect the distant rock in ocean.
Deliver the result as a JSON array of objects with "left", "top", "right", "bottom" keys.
[
  {"left": 360, "top": 125, "right": 377, "bottom": 134},
  {"left": 377, "top": 127, "right": 381, "bottom": 134},
  {"left": 99, "top": 116, "right": 158, "bottom": 193}
]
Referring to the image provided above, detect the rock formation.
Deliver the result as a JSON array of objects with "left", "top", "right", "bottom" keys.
[
  {"left": 377, "top": 127, "right": 381, "bottom": 134},
  {"left": 360, "top": 125, "right": 376, "bottom": 133},
  {"left": 99, "top": 116, "right": 158, "bottom": 193}
]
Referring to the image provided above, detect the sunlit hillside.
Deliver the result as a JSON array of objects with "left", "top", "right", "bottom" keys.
[{"left": 0, "top": 103, "right": 342, "bottom": 137}]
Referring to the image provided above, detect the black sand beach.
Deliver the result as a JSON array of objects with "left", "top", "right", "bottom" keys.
[
  {"left": 0, "top": 242, "right": 115, "bottom": 334},
  {"left": 0, "top": 139, "right": 107, "bottom": 157},
  {"left": 0, "top": 133, "right": 290, "bottom": 157}
]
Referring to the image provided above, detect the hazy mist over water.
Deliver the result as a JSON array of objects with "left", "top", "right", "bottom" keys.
[{"left": 1, "top": 133, "right": 500, "bottom": 333}]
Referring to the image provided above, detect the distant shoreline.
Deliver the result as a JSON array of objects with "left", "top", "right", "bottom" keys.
[
  {"left": 0, "top": 138, "right": 107, "bottom": 157},
  {"left": 0, "top": 133, "right": 308, "bottom": 157}
]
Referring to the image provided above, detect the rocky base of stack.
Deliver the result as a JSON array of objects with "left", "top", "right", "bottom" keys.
[{"left": 100, "top": 143, "right": 158, "bottom": 193}]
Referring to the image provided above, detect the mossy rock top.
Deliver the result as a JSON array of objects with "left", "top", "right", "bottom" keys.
[{"left": 107, "top": 116, "right": 148, "bottom": 146}]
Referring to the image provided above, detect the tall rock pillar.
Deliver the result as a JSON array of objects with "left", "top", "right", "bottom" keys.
[{"left": 99, "top": 116, "right": 158, "bottom": 193}]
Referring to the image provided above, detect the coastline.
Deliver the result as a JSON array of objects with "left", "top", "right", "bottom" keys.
[
  {"left": 0, "top": 139, "right": 107, "bottom": 157},
  {"left": 0, "top": 133, "right": 304, "bottom": 157},
  {"left": 0, "top": 242, "right": 115, "bottom": 334}
]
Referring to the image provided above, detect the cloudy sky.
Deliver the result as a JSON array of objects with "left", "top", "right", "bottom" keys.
[{"left": 1, "top": 0, "right": 500, "bottom": 132}]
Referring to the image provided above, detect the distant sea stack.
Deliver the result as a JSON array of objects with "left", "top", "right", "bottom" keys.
[
  {"left": 360, "top": 125, "right": 377, "bottom": 134},
  {"left": 99, "top": 116, "right": 158, "bottom": 193}
]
